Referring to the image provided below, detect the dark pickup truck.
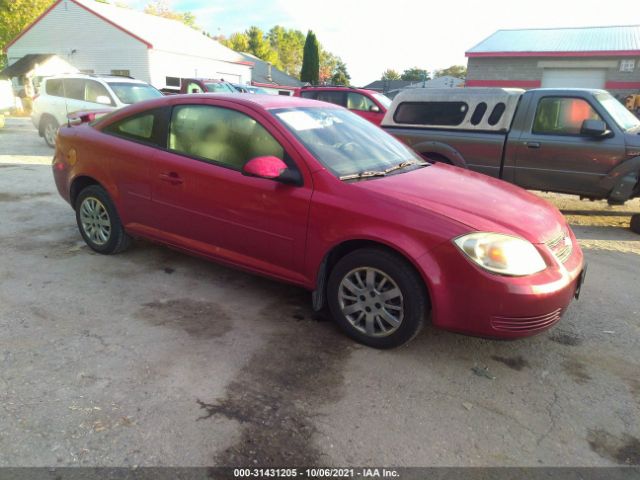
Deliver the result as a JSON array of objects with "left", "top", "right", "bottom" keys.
[
  {"left": 160, "top": 78, "right": 237, "bottom": 95},
  {"left": 382, "top": 88, "right": 640, "bottom": 232}
]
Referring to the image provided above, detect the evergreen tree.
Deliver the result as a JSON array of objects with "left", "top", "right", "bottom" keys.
[{"left": 300, "top": 30, "right": 319, "bottom": 84}]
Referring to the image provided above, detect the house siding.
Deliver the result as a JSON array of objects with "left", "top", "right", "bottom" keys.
[
  {"left": 7, "top": 0, "right": 151, "bottom": 82},
  {"left": 466, "top": 56, "right": 640, "bottom": 97},
  {"left": 148, "top": 50, "right": 251, "bottom": 88}
]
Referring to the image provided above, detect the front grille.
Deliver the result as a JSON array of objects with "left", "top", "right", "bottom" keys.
[
  {"left": 545, "top": 229, "right": 573, "bottom": 264},
  {"left": 491, "top": 308, "right": 563, "bottom": 332}
]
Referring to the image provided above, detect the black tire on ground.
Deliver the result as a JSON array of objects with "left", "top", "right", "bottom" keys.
[
  {"left": 42, "top": 116, "right": 59, "bottom": 148},
  {"left": 631, "top": 214, "right": 640, "bottom": 234},
  {"left": 75, "top": 185, "right": 131, "bottom": 254},
  {"left": 327, "top": 248, "right": 428, "bottom": 349}
]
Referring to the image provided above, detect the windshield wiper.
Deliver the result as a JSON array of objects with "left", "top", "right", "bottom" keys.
[{"left": 339, "top": 160, "right": 428, "bottom": 181}]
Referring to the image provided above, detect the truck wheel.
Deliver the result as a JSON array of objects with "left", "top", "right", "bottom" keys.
[
  {"left": 42, "top": 116, "right": 59, "bottom": 148},
  {"left": 327, "top": 248, "right": 428, "bottom": 349},
  {"left": 631, "top": 214, "right": 640, "bottom": 234}
]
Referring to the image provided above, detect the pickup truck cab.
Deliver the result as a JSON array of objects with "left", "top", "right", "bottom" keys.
[
  {"left": 295, "top": 86, "right": 391, "bottom": 125},
  {"left": 382, "top": 88, "right": 640, "bottom": 232}
]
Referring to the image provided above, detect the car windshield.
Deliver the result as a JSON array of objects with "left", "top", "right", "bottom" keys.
[
  {"left": 595, "top": 92, "right": 640, "bottom": 131},
  {"left": 273, "top": 107, "right": 422, "bottom": 178},
  {"left": 372, "top": 93, "right": 391, "bottom": 109},
  {"left": 205, "top": 82, "right": 236, "bottom": 93},
  {"left": 107, "top": 82, "right": 163, "bottom": 104}
]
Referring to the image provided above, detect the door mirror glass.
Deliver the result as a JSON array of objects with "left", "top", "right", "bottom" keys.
[
  {"left": 581, "top": 119, "right": 610, "bottom": 138},
  {"left": 243, "top": 156, "right": 290, "bottom": 180}
]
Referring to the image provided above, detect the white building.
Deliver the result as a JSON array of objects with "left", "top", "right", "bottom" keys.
[{"left": 4, "top": 0, "right": 252, "bottom": 88}]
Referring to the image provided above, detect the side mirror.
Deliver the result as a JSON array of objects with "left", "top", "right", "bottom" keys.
[
  {"left": 369, "top": 105, "right": 381, "bottom": 113},
  {"left": 242, "top": 156, "right": 301, "bottom": 186},
  {"left": 581, "top": 119, "right": 611, "bottom": 138},
  {"left": 95, "top": 95, "right": 112, "bottom": 105}
]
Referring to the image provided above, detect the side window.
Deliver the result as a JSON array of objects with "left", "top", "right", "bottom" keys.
[
  {"left": 470, "top": 102, "right": 488, "bottom": 125},
  {"left": 169, "top": 105, "right": 285, "bottom": 170},
  {"left": 487, "top": 102, "right": 506, "bottom": 126},
  {"left": 316, "top": 91, "right": 345, "bottom": 106},
  {"left": 347, "top": 93, "right": 376, "bottom": 111},
  {"left": 103, "top": 110, "right": 161, "bottom": 145},
  {"left": 63, "top": 79, "right": 86, "bottom": 101},
  {"left": 45, "top": 79, "right": 64, "bottom": 97},
  {"left": 85, "top": 80, "right": 114, "bottom": 105},
  {"left": 187, "top": 82, "right": 203, "bottom": 94},
  {"left": 300, "top": 91, "right": 317, "bottom": 99},
  {"left": 393, "top": 101, "right": 468, "bottom": 126},
  {"left": 533, "top": 97, "right": 602, "bottom": 136}
]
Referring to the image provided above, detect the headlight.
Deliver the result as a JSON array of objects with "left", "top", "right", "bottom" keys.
[{"left": 453, "top": 232, "right": 547, "bottom": 276}]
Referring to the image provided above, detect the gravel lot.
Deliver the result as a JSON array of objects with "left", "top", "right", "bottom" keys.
[{"left": 1, "top": 117, "right": 639, "bottom": 467}]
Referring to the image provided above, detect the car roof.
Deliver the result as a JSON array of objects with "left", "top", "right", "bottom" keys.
[
  {"left": 301, "top": 86, "right": 378, "bottom": 94},
  {"left": 44, "top": 74, "right": 148, "bottom": 84},
  {"left": 172, "top": 93, "right": 339, "bottom": 110}
]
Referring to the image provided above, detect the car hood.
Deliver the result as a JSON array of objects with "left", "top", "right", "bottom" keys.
[{"left": 354, "top": 163, "right": 565, "bottom": 244}]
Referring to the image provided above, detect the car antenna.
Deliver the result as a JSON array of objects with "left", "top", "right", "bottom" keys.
[{"left": 61, "top": 78, "right": 70, "bottom": 127}]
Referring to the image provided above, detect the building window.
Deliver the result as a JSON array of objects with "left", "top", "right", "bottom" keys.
[
  {"left": 111, "top": 69, "right": 130, "bottom": 77},
  {"left": 620, "top": 60, "right": 635, "bottom": 72},
  {"left": 80, "top": 69, "right": 94, "bottom": 74},
  {"left": 393, "top": 101, "right": 469, "bottom": 126},
  {"left": 166, "top": 76, "right": 180, "bottom": 87}
]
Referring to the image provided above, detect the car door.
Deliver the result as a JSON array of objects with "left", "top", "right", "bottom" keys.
[
  {"left": 99, "top": 107, "right": 169, "bottom": 226},
  {"left": 514, "top": 95, "right": 626, "bottom": 195},
  {"left": 84, "top": 79, "right": 116, "bottom": 108},
  {"left": 346, "top": 92, "right": 383, "bottom": 125},
  {"left": 149, "top": 102, "right": 313, "bottom": 279}
]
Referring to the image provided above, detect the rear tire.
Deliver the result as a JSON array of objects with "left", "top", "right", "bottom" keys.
[
  {"left": 75, "top": 185, "right": 131, "bottom": 254},
  {"left": 327, "top": 248, "right": 428, "bottom": 349},
  {"left": 42, "top": 116, "right": 59, "bottom": 148},
  {"left": 631, "top": 214, "right": 640, "bottom": 234}
]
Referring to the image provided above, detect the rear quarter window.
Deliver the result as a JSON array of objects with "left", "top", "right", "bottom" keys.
[
  {"left": 103, "top": 108, "right": 165, "bottom": 146},
  {"left": 393, "top": 101, "right": 468, "bottom": 126}
]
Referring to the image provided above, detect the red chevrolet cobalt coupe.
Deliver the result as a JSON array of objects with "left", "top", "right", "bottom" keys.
[{"left": 52, "top": 94, "right": 585, "bottom": 348}]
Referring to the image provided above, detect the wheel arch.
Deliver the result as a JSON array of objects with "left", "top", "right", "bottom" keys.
[
  {"left": 312, "top": 239, "right": 432, "bottom": 312},
  {"left": 38, "top": 113, "right": 58, "bottom": 136},
  {"left": 412, "top": 140, "right": 467, "bottom": 168},
  {"left": 69, "top": 175, "right": 103, "bottom": 209}
]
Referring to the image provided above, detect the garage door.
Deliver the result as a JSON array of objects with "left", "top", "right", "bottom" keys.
[{"left": 541, "top": 69, "right": 606, "bottom": 89}]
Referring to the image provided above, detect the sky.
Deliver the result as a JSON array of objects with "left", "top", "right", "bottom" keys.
[{"left": 122, "top": 0, "right": 637, "bottom": 85}]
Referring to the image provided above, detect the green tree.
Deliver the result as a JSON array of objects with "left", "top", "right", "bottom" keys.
[
  {"left": 300, "top": 30, "right": 319, "bottom": 84},
  {"left": 144, "top": 0, "right": 197, "bottom": 29},
  {"left": 331, "top": 60, "right": 350, "bottom": 86},
  {"left": 434, "top": 65, "right": 467, "bottom": 79},
  {"left": 0, "top": 0, "right": 53, "bottom": 68},
  {"left": 401, "top": 67, "right": 430, "bottom": 82},
  {"left": 381, "top": 69, "right": 401, "bottom": 81},
  {"left": 221, "top": 32, "right": 250, "bottom": 53},
  {"left": 246, "top": 26, "right": 278, "bottom": 65}
]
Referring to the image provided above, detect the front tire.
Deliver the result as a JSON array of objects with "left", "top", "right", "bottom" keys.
[
  {"left": 42, "top": 116, "right": 59, "bottom": 148},
  {"left": 327, "top": 248, "right": 428, "bottom": 349},
  {"left": 75, "top": 185, "right": 131, "bottom": 254}
]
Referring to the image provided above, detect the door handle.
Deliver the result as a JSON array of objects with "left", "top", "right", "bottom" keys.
[
  {"left": 525, "top": 141, "right": 541, "bottom": 149},
  {"left": 159, "top": 172, "right": 183, "bottom": 185}
]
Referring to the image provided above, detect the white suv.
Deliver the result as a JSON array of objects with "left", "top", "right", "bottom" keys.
[{"left": 32, "top": 74, "right": 162, "bottom": 147}]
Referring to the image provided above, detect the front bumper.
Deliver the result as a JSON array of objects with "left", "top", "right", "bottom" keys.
[{"left": 418, "top": 233, "right": 584, "bottom": 339}]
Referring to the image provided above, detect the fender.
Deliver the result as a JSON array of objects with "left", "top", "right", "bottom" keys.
[
  {"left": 410, "top": 140, "right": 468, "bottom": 169},
  {"left": 598, "top": 156, "right": 640, "bottom": 202}
]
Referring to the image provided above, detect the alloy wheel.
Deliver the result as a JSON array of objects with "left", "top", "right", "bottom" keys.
[
  {"left": 79, "top": 197, "right": 111, "bottom": 246},
  {"left": 338, "top": 267, "right": 404, "bottom": 337}
]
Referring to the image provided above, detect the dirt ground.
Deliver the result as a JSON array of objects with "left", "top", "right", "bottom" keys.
[{"left": 0, "top": 117, "right": 639, "bottom": 467}]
